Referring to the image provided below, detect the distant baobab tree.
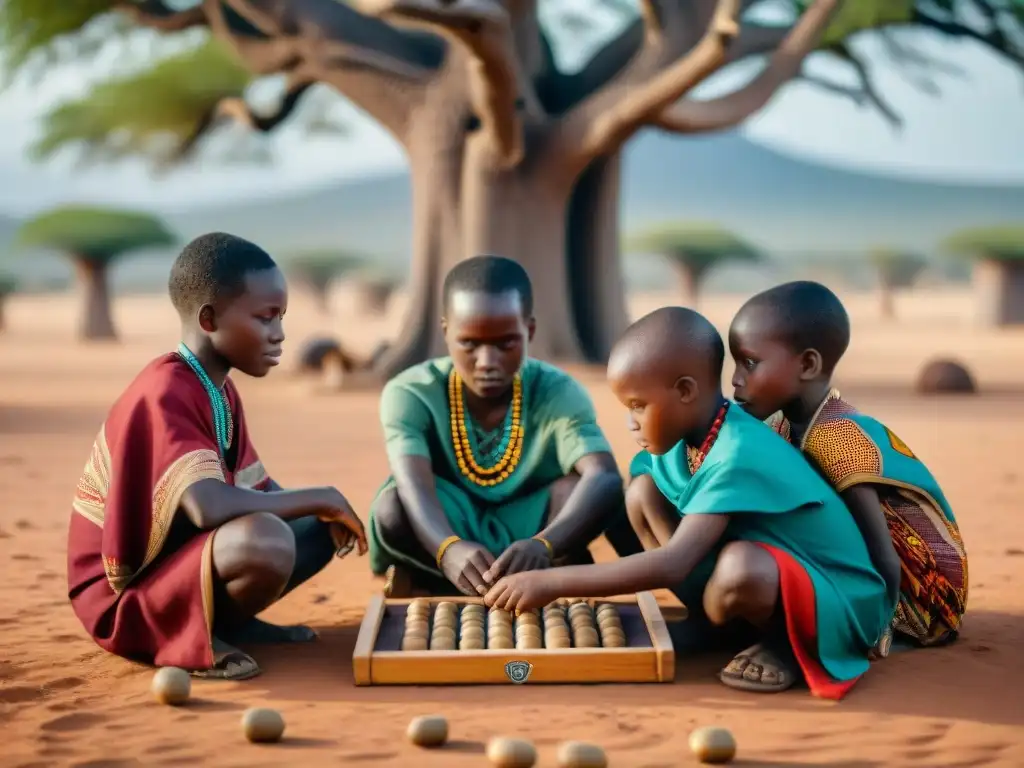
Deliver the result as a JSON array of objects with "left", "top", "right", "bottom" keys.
[
  {"left": 943, "top": 224, "right": 1024, "bottom": 326},
  {"left": 868, "top": 247, "right": 928, "bottom": 321},
  {"left": 628, "top": 222, "right": 763, "bottom": 304},
  {"left": 284, "top": 250, "right": 367, "bottom": 314},
  {"left": 15, "top": 206, "right": 176, "bottom": 341}
]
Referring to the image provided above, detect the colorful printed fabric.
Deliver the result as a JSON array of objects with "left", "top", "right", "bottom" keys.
[{"left": 769, "top": 390, "right": 967, "bottom": 646}]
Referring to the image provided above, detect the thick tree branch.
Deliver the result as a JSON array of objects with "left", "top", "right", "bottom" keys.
[
  {"left": 912, "top": 8, "right": 1023, "bottom": 68},
  {"left": 201, "top": 0, "right": 442, "bottom": 142},
  {"left": 115, "top": 1, "right": 208, "bottom": 31},
  {"left": 652, "top": 0, "right": 841, "bottom": 134},
  {"left": 828, "top": 42, "right": 902, "bottom": 126},
  {"left": 216, "top": 74, "right": 316, "bottom": 132},
  {"left": 223, "top": 0, "right": 439, "bottom": 78},
  {"left": 536, "top": 21, "right": 643, "bottom": 115},
  {"left": 572, "top": 0, "right": 742, "bottom": 160},
  {"left": 365, "top": 0, "right": 525, "bottom": 166}
]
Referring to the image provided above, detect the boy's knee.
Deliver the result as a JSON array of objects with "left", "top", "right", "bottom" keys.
[
  {"left": 704, "top": 542, "right": 778, "bottom": 624},
  {"left": 221, "top": 512, "right": 297, "bottom": 580},
  {"left": 373, "top": 487, "right": 411, "bottom": 539},
  {"left": 625, "top": 474, "right": 659, "bottom": 528}
]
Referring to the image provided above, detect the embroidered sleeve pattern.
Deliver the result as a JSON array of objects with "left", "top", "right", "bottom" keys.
[
  {"left": 235, "top": 461, "right": 268, "bottom": 490},
  {"left": 72, "top": 427, "right": 113, "bottom": 528}
]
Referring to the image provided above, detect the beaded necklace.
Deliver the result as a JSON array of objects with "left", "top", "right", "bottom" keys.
[
  {"left": 448, "top": 370, "right": 524, "bottom": 487},
  {"left": 686, "top": 400, "right": 729, "bottom": 475},
  {"left": 470, "top": 408, "right": 513, "bottom": 465},
  {"left": 176, "top": 342, "right": 234, "bottom": 455}
]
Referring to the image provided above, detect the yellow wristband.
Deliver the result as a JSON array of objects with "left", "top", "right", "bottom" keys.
[
  {"left": 532, "top": 536, "right": 555, "bottom": 560},
  {"left": 435, "top": 535, "right": 461, "bottom": 569}
]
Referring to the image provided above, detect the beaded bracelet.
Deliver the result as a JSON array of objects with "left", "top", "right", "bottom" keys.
[
  {"left": 435, "top": 535, "right": 462, "bottom": 569},
  {"left": 532, "top": 536, "right": 555, "bottom": 560}
]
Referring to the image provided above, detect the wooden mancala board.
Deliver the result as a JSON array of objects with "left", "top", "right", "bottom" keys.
[{"left": 352, "top": 591, "right": 675, "bottom": 685}]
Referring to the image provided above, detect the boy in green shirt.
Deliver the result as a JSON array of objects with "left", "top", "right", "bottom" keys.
[{"left": 369, "top": 255, "right": 639, "bottom": 597}]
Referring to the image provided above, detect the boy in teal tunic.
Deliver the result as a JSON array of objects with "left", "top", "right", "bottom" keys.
[
  {"left": 485, "top": 307, "right": 893, "bottom": 699},
  {"left": 370, "top": 255, "right": 638, "bottom": 597},
  {"left": 729, "top": 281, "right": 967, "bottom": 650}
]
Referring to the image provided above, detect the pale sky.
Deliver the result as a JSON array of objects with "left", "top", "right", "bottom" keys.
[{"left": 0, "top": 11, "right": 1021, "bottom": 217}]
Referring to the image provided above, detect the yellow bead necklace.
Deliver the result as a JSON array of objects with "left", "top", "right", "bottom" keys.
[{"left": 448, "top": 370, "right": 525, "bottom": 487}]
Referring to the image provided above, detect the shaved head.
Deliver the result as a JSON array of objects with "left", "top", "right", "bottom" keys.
[
  {"left": 608, "top": 307, "right": 726, "bottom": 455},
  {"left": 609, "top": 306, "right": 725, "bottom": 388}
]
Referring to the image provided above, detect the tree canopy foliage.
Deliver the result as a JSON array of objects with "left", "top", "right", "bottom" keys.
[
  {"left": 2, "top": 1, "right": 1022, "bottom": 165},
  {"left": 32, "top": 38, "right": 253, "bottom": 165},
  {"left": 628, "top": 222, "right": 763, "bottom": 271},
  {"left": 943, "top": 225, "right": 1024, "bottom": 261},
  {"left": 16, "top": 205, "right": 177, "bottom": 263}
]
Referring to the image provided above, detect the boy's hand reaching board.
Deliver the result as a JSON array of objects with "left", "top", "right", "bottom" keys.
[
  {"left": 439, "top": 541, "right": 495, "bottom": 596},
  {"left": 484, "top": 570, "right": 558, "bottom": 613},
  {"left": 483, "top": 538, "right": 550, "bottom": 584}
]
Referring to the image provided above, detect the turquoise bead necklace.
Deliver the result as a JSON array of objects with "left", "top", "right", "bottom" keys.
[
  {"left": 463, "top": 387, "right": 516, "bottom": 466},
  {"left": 177, "top": 342, "right": 234, "bottom": 454}
]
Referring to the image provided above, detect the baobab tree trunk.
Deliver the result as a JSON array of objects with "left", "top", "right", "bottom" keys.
[
  {"left": 567, "top": 154, "right": 630, "bottom": 360},
  {"left": 672, "top": 262, "right": 705, "bottom": 307},
  {"left": 73, "top": 258, "right": 117, "bottom": 341},
  {"left": 974, "top": 259, "right": 1024, "bottom": 326},
  {"left": 0, "top": 296, "right": 6, "bottom": 333},
  {"left": 373, "top": 146, "right": 628, "bottom": 379},
  {"left": 372, "top": 137, "right": 467, "bottom": 378}
]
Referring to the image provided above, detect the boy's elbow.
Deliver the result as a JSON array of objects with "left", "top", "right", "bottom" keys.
[{"left": 179, "top": 479, "right": 225, "bottom": 530}]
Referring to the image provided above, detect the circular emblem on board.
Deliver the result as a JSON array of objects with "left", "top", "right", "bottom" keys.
[{"left": 504, "top": 660, "right": 533, "bottom": 684}]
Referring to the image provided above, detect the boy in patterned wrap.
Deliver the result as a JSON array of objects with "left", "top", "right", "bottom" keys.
[
  {"left": 67, "top": 233, "right": 367, "bottom": 681},
  {"left": 728, "top": 280, "right": 967, "bottom": 653}
]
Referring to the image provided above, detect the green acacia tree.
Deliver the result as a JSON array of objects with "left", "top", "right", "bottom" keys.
[
  {"left": 3, "top": 1, "right": 1022, "bottom": 375},
  {"left": 628, "top": 222, "right": 762, "bottom": 304},
  {"left": 16, "top": 206, "right": 177, "bottom": 340},
  {"left": 943, "top": 225, "right": 1024, "bottom": 326},
  {"left": 868, "top": 247, "right": 928, "bottom": 320},
  {"left": 284, "top": 250, "right": 367, "bottom": 314}
]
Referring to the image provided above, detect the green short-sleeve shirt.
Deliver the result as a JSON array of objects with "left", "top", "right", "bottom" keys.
[{"left": 379, "top": 357, "right": 611, "bottom": 505}]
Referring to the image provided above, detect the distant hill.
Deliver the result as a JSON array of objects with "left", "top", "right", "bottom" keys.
[
  {"left": 159, "top": 131, "right": 1021, "bottom": 247},
  {"left": 3, "top": 131, "right": 1021, "bottom": 291}
]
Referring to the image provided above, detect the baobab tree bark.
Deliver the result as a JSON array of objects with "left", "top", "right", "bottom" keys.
[
  {"left": 127, "top": 0, "right": 841, "bottom": 378},
  {"left": 73, "top": 258, "right": 118, "bottom": 341}
]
